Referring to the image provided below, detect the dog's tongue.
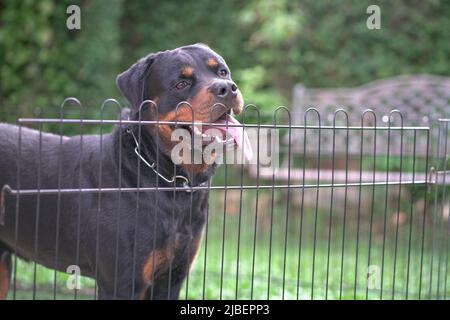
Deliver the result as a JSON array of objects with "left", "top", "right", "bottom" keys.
[{"left": 213, "top": 115, "right": 253, "bottom": 161}]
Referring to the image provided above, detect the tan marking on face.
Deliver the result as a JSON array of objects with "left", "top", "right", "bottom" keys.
[
  {"left": 207, "top": 58, "right": 218, "bottom": 68},
  {"left": 187, "top": 88, "right": 218, "bottom": 122},
  {"left": 148, "top": 85, "right": 240, "bottom": 177},
  {"left": 156, "top": 87, "right": 217, "bottom": 144},
  {"left": 181, "top": 66, "right": 194, "bottom": 78},
  {"left": 233, "top": 89, "right": 244, "bottom": 115}
]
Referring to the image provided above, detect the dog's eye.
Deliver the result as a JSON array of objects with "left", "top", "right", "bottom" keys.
[
  {"left": 175, "top": 80, "right": 189, "bottom": 90},
  {"left": 219, "top": 69, "right": 228, "bottom": 77}
]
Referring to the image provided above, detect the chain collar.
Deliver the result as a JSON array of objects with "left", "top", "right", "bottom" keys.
[{"left": 126, "top": 128, "right": 205, "bottom": 192}]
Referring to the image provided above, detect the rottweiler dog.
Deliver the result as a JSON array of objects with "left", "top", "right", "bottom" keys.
[{"left": 0, "top": 43, "right": 251, "bottom": 299}]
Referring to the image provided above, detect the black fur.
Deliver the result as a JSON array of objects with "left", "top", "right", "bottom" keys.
[{"left": 0, "top": 43, "right": 240, "bottom": 299}]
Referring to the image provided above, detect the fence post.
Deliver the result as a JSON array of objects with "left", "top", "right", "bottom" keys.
[{"left": 430, "top": 119, "right": 449, "bottom": 299}]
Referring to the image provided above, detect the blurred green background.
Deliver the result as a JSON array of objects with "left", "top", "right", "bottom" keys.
[
  {"left": 1, "top": 0, "right": 450, "bottom": 121},
  {"left": 1, "top": 0, "right": 450, "bottom": 300}
]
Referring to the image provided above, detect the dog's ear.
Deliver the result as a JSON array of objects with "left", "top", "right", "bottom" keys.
[{"left": 116, "top": 53, "right": 158, "bottom": 111}]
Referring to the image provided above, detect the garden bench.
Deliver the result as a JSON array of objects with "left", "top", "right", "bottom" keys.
[{"left": 249, "top": 74, "right": 450, "bottom": 185}]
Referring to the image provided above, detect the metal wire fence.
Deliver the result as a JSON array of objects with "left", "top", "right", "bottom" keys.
[{"left": 0, "top": 98, "right": 449, "bottom": 300}]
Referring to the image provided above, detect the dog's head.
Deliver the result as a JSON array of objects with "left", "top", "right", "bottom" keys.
[{"left": 117, "top": 43, "right": 251, "bottom": 184}]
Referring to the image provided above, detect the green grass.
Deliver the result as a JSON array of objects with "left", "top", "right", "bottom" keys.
[
  {"left": 181, "top": 188, "right": 449, "bottom": 300},
  {"left": 7, "top": 185, "right": 450, "bottom": 300}
]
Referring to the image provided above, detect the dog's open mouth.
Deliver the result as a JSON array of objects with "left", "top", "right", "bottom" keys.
[{"left": 177, "top": 111, "right": 253, "bottom": 161}]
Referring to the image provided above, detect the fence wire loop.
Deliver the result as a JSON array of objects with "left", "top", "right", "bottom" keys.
[{"left": 1, "top": 99, "right": 450, "bottom": 300}]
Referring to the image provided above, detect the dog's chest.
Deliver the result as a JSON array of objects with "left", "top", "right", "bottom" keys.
[
  {"left": 141, "top": 192, "right": 208, "bottom": 284},
  {"left": 168, "top": 193, "right": 207, "bottom": 252}
]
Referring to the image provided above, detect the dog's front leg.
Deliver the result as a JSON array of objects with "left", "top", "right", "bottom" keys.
[{"left": 140, "top": 270, "right": 186, "bottom": 300}]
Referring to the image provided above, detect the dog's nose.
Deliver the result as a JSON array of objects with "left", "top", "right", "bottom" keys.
[{"left": 212, "top": 80, "right": 238, "bottom": 98}]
